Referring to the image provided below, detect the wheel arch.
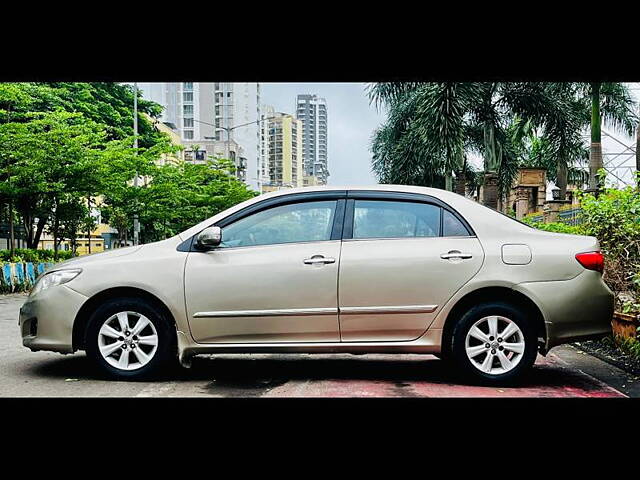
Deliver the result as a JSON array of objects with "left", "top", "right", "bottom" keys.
[
  {"left": 441, "top": 286, "right": 547, "bottom": 357},
  {"left": 72, "top": 286, "right": 177, "bottom": 351}
]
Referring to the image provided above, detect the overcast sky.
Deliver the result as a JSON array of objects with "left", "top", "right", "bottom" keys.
[{"left": 261, "top": 83, "right": 386, "bottom": 186}]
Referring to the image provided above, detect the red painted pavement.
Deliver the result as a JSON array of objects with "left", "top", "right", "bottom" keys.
[{"left": 263, "top": 352, "right": 625, "bottom": 398}]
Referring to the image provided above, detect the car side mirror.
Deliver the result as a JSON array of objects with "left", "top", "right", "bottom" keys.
[{"left": 195, "top": 226, "right": 222, "bottom": 250}]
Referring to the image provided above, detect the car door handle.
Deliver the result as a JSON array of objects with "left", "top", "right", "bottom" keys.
[
  {"left": 440, "top": 250, "right": 473, "bottom": 260},
  {"left": 303, "top": 255, "right": 336, "bottom": 265}
]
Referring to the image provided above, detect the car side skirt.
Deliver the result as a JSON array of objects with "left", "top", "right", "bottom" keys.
[{"left": 176, "top": 328, "right": 443, "bottom": 367}]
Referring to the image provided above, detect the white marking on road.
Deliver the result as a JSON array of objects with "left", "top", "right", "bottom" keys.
[{"left": 136, "top": 382, "right": 177, "bottom": 397}]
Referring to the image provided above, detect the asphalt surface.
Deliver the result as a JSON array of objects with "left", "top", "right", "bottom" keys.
[{"left": 1, "top": 293, "right": 636, "bottom": 397}]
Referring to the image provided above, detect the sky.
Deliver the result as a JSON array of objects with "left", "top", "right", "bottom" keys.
[{"left": 261, "top": 83, "right": 386, "bottom": 186}]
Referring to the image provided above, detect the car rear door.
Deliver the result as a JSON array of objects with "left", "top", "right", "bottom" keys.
[{"left": 337, "top": 191, "right": 484, "bottom": 342}]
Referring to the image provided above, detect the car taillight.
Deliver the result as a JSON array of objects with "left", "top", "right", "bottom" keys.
[{"left": 575, "top": 251, "right": 604, "bottom": 273}]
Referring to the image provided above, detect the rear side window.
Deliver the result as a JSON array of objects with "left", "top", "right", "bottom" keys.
[
  {"left": 353, "top": 200, "right": 441, "bottom": 239},
  {"left": 442, "top": 209, "right": 471, "bottom": 236},
  {"left": 349, "top": 199, "right": 471, "bottom": 239}
]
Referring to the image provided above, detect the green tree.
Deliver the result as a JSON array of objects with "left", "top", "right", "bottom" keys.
[
  {"left": 0, "top": 82, "right": 172, "bottom": 253},
  {"left": 102, "top": 156, "right": 256, "bottom": 243},
  {"left": 0, "top": 83, "right": 164, "bottom": 147},
  {"left": 368, "top": 82, "right": 637, "bottom": 208},
  {"left": 0, "top": 111, "right": 127, "bottom": 254},
  {"left": 0, "top": 83, "right": 33, "bottom": 254},
  {"left": 368, "top": 83, "right": 576, "bottom": 208},
  {"left": 581, "top": 83, "right": 637, "bottom": 192}
]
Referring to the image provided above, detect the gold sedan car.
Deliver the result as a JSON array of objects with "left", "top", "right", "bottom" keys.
[{"left": 19, "top": 186, "right": 613, "bottom": 384}]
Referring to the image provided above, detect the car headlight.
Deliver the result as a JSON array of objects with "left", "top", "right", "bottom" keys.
[{"left": 30, "top": 269, "right": 82, "bottom": 296}]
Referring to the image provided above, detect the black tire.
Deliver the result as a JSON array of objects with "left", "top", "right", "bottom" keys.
[
  {"left": 451, "top": 301, "right": 538, "bottom": 385},
  {"left": 85, "top": 297, "right": 177, "bottom": 380}
]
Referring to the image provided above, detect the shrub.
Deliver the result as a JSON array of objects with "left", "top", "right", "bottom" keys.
[
  {"left": 578, "top": 186, "right": 640, "bottom": 261},
  {"left": 578, "top": 186, "right": 640, "bottom": 311},
  {"left": 524, "top": 221, "right": 583, "bottom": 235},
  {"left": 524, "top": 184, "right": 640, "bottom": 313},
  {"left": 0, "top": 249, "right": 75, "bottom": 263}
]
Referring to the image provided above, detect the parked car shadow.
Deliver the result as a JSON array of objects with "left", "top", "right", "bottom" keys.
[{"left": 26, "top": 352, "right": 601, "bottom": 393}]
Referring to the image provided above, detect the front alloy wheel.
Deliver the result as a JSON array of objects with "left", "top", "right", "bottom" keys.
[
  {"left": 85, "top": 297, "right": 176, "bottom": 379},
  {"left": 98, "top": 311, "right": 159, "bottom": 371}
]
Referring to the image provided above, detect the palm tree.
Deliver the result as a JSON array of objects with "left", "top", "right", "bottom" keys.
[
  {"left": 368, "top": 82, "right": 576, "bottom": 209},
  {"left": 581, "top": 83, "right": 637, "bottom": 192},
  {"left": 369, "top": 82, "right": 638, "bottom": 207},
  {"left": 588, "top": 82, "right": 602, "bottom": 191},
  {"left": 636, "top": 119, "right": 640, "bottom": 188}
]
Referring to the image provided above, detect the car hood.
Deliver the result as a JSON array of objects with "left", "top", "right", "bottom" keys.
[{"left": 51, "top": 246, "right": 144, "bottom": 270}]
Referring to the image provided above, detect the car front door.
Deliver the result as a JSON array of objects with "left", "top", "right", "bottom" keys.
[
  {"left": 338, "top": 192, "right": 484, "bottom": 342},
  {"left": 184, "top": 194, "right": 345, "bottom": 343}
]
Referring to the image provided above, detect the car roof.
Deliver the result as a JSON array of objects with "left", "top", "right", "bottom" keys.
[{"left": 258, "top": 184, "right": 442, "bottom": 198}]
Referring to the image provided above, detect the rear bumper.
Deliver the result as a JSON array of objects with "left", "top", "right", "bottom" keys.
[
  {"left": 514, "top": 270, "right": 614, "bottom": 351},
  {"left": 19, "top": 285, "right": 87, "bottom": 354}
]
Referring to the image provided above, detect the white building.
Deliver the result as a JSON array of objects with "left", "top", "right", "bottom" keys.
[
  {"left": 137, "top": 82, "right": 263, "bottom": 191},
  {"left": 260, "top": 104, "right": 275, "bottom": 185},
  {"left": 296, "top": 94, "right": 328, "bottom": 184}
]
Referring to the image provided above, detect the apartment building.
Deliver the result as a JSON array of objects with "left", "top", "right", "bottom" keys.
[
  {"left": 261, "top": 112, "right": 303, "bottom": 193},
  {"left": 296, "top": 94, "right": 328, "bottom": 185},
  {"left": 259, "top": 105, "right": 275, "bottom": 186},
  {"left": 136, "top": 82, "right": 262, "bottom": 191}
]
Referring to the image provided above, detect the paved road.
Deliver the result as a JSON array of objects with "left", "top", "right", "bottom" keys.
[{"left": 2, "top": 293, "right": 637, "bottom": 397}]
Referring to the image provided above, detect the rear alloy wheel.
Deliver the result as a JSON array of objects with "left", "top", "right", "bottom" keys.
[
  {"left": 451, "top": 302, "right": 537, "bottom": 384},
  {"left": 465, "top": 315, "right": 525, "bottom": 375},
  {"left": 85, "top": 298, "right": 176, "bottom": 380}
]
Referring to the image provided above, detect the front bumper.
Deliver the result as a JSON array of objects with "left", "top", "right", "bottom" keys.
[
  {"left": 514, "top": 270, "right": 614, "bottom": 351},
  {"left": 19, "top": 285, "right": 88, "bottom": 354}
]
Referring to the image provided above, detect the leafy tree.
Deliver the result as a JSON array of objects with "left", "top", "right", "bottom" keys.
[
  {"left": 0, "top": 82, "right": 258, "bottom": 253},
  {"left": 0, "top": 111, "right": 112, "bottom": 255},
  {"left": 368, "top": 82, "right": 637, "bottom": 208},
  {"left": 0, "top": 82, "right": 172, "bottom": 254},
  {"left": 102, "top": 157, "right": 257, "bottom": 243},
  {"left": 0, "top": 83, "right": 34, "bottom": 254},
  {"left": 0, "top": 83, "right": 164, "bottom": 147}
]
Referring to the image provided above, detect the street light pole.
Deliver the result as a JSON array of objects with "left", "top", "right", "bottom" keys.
[
  {"left": 133, "top": 82, "right": 140, "bottom": 246},
  {"left": 195, "top": 115, "right": 278, "bottom": 185}
]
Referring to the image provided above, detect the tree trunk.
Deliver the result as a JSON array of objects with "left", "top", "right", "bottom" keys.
[
  {"left": 482, "top": 172, "right": 499, "bottom": 209},
  {"left": 25, "top": 215, "right": 46, "bottom": 249},
  {"left": 53, "top": 198, "right": 59, "bottom": 260},
  {"left": 556, "top": 161, "right": 568, "bottom": 201},
  {"left": 588, "top": 82, "right": 602, "bottom": 192},
  {"left": 8, "top": 200, "right": 15, "bottom": 256},
  {"left": 87, "top": 196, "right": 92, "bottom": 254},
  {"left": 31, "top": 217, "right": 47, "bottom": 249},
  {"left": 636, "top": 123, "right": 640, "bottom": 189},
  {"left": 455, "top": 169, "right": 466, "bottom": 196},
  {"left": 444, "top": 173, "right": 453, "bottom": 191}
]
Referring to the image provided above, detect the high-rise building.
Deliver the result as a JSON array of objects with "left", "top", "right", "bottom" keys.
[
  {"left": 259, "top": 105, "right": 275, "bottom": 186},
  {"left": 261, "top": 112, "right": 303, "bottom": 193},
  {"left": 136, "top": 82, "right": 262, "bottom": 191},
  {"left": 296, "top": 94, "right": 328, "bottom": 185}
]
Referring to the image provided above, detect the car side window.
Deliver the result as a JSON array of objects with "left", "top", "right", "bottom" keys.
[
  {"left": 442, "top": 209, "right": 471, "bottom": 236},
  {"left": 220, "top": 200, "right": 337, "bottom": 248},
  {"left": 352, "top": 200, "right": 441, "bottom": 239}
]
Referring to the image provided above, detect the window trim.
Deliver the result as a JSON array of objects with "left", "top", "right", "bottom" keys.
[{"left": 178, "top": 190, "right": 473, "bottom": 252}]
